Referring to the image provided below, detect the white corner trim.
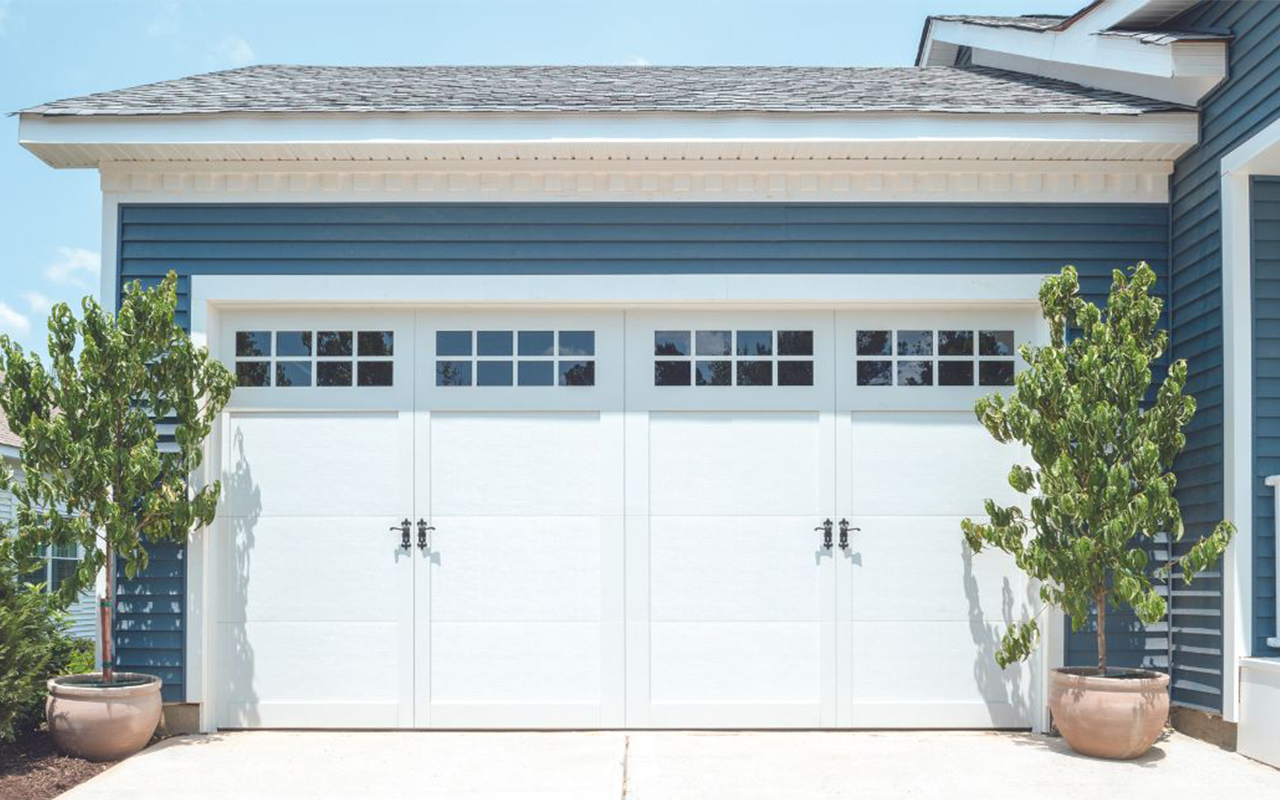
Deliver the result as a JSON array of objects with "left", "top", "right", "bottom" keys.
[
  {"left": 99, "top": 160, "right": 1172, "bottom": 204},
  {"left": 1216, "top": 115, "right": 1280, "bottom": 722}
]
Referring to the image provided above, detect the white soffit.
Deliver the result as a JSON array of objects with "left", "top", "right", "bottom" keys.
[{"left": 19, "top": 111, "right": 1199, "bottom": 168}]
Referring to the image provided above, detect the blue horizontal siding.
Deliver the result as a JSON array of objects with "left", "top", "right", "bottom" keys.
[
  {"left": 1253, "top": 177, "right": 1280, "bottom": 657},
  {"left": 119, "top": 200, "right": 1171, "bottom": 705},
  {"left": 1163, "top": 0, "right": 1280, "bottom": 713}
]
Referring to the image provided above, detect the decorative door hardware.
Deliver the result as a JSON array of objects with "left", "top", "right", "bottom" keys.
[
  {"left": 815, "top": 518, "right": 834, "bottom": 550},
  {"left": 417, "top": 519, "right": 434, "bottom": 551},
  {"left": 838, "top": 518, "right": 859, "bottom": 550},
  {"left": 390, "top": 519, "right": 411, "bottom": 551}
]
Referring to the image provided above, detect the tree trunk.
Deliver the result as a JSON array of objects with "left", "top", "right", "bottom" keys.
[
  {"left": 101, "top": 539, "right": 113, "bottom": 683},
  {"left": 1095, "top": 588, "right": 1108, "bottom": 676}
]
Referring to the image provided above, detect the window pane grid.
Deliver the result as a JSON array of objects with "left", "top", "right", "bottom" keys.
[
  {"left": 436, "top": 330, "right": 595, "bottom": 387},
  {"left": 855, "top": 328, "right": 1016, "bottom": 387},
  {"left": 655, "top": 329, "right": 814, "bottom": 387},
  {"left": 235, "top": 329, "right": 393, "bottom": 387}
]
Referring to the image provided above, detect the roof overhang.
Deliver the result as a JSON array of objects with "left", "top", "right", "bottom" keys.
[
  {"left": 0, "top": 444, "right": 20, "bottom": 460},
  {"left": 19, "top": 110, "right": 1200, "bottom": 168},
  {"left": 918, "top": 0, "right": 1226, "bottom": 106}
]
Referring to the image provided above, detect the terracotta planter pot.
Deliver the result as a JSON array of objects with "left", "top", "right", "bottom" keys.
[
  {"left": 46, "top": 673, "right": 162, "bottom": 762},
  {"left": 1048, "top": 667, "right": 1169, "bottom": 759}
]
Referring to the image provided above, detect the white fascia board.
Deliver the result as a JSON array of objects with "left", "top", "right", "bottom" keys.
[
  {"left": 973, "top": 49, "right": 1219, "bottom": 107},
  {"left": 18, "top": 110, "right": 1198, "bottom": 168},
  {"left": 0, "top": 444, "right": 20, "bottom": 461}
]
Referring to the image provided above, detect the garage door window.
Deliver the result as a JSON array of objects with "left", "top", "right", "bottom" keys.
[
  {"left": 436, "top": 330, "right": 595, "bottom": 387},
  {"left": 855, "top": 329, "right": 1015, "bottom": 387},
  {"left": 234, "top": 329, "right": 394, "bottom": 387},
  {"left": 653, "top": 329, "right": 814, "bottom": 387}
]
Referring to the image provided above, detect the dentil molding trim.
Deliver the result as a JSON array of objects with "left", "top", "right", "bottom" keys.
[{"left": 100, "top": 160, "right": 1171, "bottom": 203}]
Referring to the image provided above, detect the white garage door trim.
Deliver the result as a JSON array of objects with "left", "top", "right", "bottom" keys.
[{"left": 189, "top": 275, "right": 1057, "bottom": 734}]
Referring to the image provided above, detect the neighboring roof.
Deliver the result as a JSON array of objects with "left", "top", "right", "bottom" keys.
[
  {"left": 20, "top": 64, "right": 1187, "bottom": 117},
  {"left": 930, "top": 14, "right": 1068, "bottom": 32},
  {"left": 0, "top": 407, "right": 19, "bottom": 451}
]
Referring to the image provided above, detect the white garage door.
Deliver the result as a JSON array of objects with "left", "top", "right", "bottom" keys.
[{"left": 214, "top": 305, "right": 1040, "bottom": 730}]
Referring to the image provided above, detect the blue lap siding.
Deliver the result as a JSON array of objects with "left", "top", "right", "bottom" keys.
[
  {"left": 1163, "top": 0, "right": 1280, "bottom": 713},
  {"left": 116, "top": 201, "right": 1171, "bottom": 704},
  {"left": 1253, "top": 177, "right": 1280, "bottom": 657}
]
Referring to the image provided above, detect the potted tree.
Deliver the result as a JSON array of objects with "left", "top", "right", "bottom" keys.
[
  {"left": 962, "top": 263, "right": 1234, "bottom": 760},
  {"left": 0, "top": 273, "right": 233, "bottom": 761}
]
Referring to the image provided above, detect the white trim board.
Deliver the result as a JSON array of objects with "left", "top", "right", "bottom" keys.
[
  {"left": 1217, "top": 115, "right": 1280, "bottom": 723},
  {"left": 97, "top": 160, "right": 1173, "bottom": 204},
  {"left": 23, "top": 110, "right": 1199, "bottom": 168}
]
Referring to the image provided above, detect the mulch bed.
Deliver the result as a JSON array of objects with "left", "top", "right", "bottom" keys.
[{"left": 0, "top": 732, "right": 114, "bottom": 800}]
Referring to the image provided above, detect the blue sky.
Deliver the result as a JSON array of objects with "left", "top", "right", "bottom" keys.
[{"left": 0, "top": 0, "right": 1083, "bottom": 356}]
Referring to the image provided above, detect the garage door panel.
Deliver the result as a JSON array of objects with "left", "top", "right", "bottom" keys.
[
  {"left": 224, "top": 412, "right": 410, "bottom": 517},
  {"left": 219, "top": 621, "right": 403, "bottom": 715},
  {"left": 650, "top": 516, "right": 823, "bottom": 621},
  {"left": 850, "top": 412, "right": 1025, "bottom": 517},
  {"left": 430, "top": 622, "right": 603, "bottom": 705},
  {"left": 220, "top": 516, "right": 406, "bottom": 622},
  {"left": 650, "top": 622, "right": 821, "bottom": 705},
  {"left": 851, "top": 621, "right": 1033, "bottom": 710},
  {"left": 430, "top": 412, "right": 604, "bottom": 516},
  {"left": 846, "top": 517, "right": 1034, "bottom": 622},
  {"left": 649, "top": 411, "right": 821, "bottom": 516},
  {"left": 429, "top": 517, "right": 604, "bottom": 622}
]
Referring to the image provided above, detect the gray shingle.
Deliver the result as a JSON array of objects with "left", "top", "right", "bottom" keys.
[
  {"left": 1097, "top": 28, "right": 1234, "bottom": 45},
  {"left": 931, "top": 14, "right": 1068, "bottom": 32},
  {"left": 21, "top": 64, "right": 1186, "bottom": 117}
]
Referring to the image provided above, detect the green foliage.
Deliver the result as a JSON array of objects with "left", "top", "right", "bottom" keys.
[
  {"left": 961, "top": 264, "right": 1235, "bottom": 671},
  {"left": 0, "top": 553, "right": 70, "bottom": 742},
  {"left": 0, "top": 272, "right": 235, "bottom": 606},
  {"left": 61, "top": 637, "right": 97, "bottom": 676}
]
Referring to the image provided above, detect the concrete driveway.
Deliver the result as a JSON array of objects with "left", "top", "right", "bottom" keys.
[{"left": 59, "top": 730, "right": 1279, "bottom": 800}]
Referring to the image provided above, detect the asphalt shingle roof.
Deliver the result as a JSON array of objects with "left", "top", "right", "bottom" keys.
[
  {"left": 0, "top": 407, "right": 19, "bottom": 450},
  {"left": 22, "top": 64, "right": 1186, "bottom": 116},
  {"left": 931, "top": 14, "right": 1068, "bottom": 32}
]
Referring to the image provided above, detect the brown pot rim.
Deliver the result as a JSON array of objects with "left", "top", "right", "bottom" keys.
[
  {"left": 1051, "top": 666, "right": 1170, "bottom": 692},
  {"left": 48, "top": 672, "right": 163, "bottom": 700}
]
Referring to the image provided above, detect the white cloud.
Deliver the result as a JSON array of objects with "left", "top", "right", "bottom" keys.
[
  {"left": 621, "top": 55, "right": 651, "bottom": 66},
  {"left": 212, "top": 35, "right": 255, "bottom": 68},
  {"left": 0, "top": 302, "right": 31, "bottom": 336},
  {"left": 22, "top": 291, "right": 51, "bottom": 313},
  {"left": 146, "top": 2, "right": 181, "bottom": 39},
  {"left": 43, "top": 246, "right": 101, "bottom": 291}
]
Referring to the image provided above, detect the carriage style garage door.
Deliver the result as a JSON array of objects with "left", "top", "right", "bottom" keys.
[{"left": 214, "top": 306, "right": 1038, "bottom": 730}]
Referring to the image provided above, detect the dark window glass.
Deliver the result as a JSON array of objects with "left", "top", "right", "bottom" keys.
[
  {"left": 436, "top": 360, "right": 471, "bottom": 387},
  {"left": 235, "top": 361, "right": 270, "bottom": 387},
  {"left": 856, "top": 331, "right": 891, "bottom": 356},
  {"left": 736, "top": 330, "right": 772, "bottom": 356},
  {"left": 436, "top": 331, "right": 470, "bottom": 357},
  {"left": 938, "top": 330, "right": 974, "bottom": 356},
  {"left": 518, "top": 360, "right": 554, "bottom": 386},
  {"left": 737, "top": 360, "right": 772, "bottom": 386},
  {"left": 695, "top": 360, "right": 732, "bottom": 386},
  {"left": 51, "top": 559, "right": 76, "bottom": 592},
  {"left": 559, "top": 360, "right": 595, "bottom": 386},
  {"left": 358, "top": 331, "right": 395, "bottom": 357},
  {"left": 316, "top": 331, "right": 353, "bottom": 357},
  {"left": 897, "top": 360, "right": 933, "bottom": 386},
  {"left": 558, "top": 331, "right": 595, "bottom": 357},
  {"left": 654, "top": 360, "right": 691, "bottom": 386},
  {"left": 358, "top": 361, "right": 394, "bottom": 387},
  {"left": 654, "top": 331, "right": 690, "bottom": 356},
  {"left": 518, "top": 330, "right": 554, "bottom": 357},
  {"left": 778, "top": 330, "right": 814, "bottom": 356},
  {"left": 979, "top": 360, "right": 1016, "bottom": 386},
  {"left": 476, "top": 360, "right": 513, "bottom": 386},
  {"left": 276, "top": 331, "right": 312, "bottom": 357},
  {"left": 695, "top": 330, "right": 731, "bottom": 356},
  {"left": 979, "top": 330, "right": 1015, "bottom": 357},
  {"left": 276, "top": 361, "right": 312, "bottom": 387},
  {"left": 236, "top": 331, "right": 271, "bottom": 357},
  {"left": 897, "top": 330, "right": 933, "bottom": 356},
  {"left": 778, "top": 361, "right": 814, "bottom": 386},
  {"left": 856, "top": 360, "right": 892, "bottom": 386},
  {"left": 317, "top": 361, "right": 353, "bottom": 387},
  {"left": 938, "top": 361, "right": 974, "bottom": 386},
  {"left": 477, "top": 330, "right": 513, "bottom": 356}
]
